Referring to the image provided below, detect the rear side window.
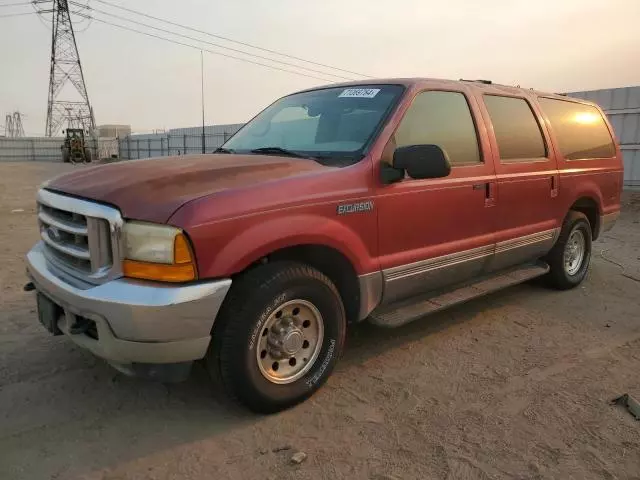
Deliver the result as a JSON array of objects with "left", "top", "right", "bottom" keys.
[
  {"left": 538, "top": 98, "right": 615, "bottom": 160},
  {"left": 394, "top": 91, "right": 481, "bottom": 166},
  {"left": 483, "top": 95, "right": 546, "bottom": 161}
]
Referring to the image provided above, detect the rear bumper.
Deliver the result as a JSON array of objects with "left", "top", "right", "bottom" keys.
[{"left": 26, "top": 241, "right": 231, "bottom": 369}]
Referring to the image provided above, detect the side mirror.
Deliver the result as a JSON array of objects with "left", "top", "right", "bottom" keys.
[{"left": 393, "top": 145, "right": 451, "bottom": 180}]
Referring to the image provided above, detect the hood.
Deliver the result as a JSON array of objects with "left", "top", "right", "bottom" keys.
[{"left": 45, "top": 154, "right": 327, "bottom": 223}]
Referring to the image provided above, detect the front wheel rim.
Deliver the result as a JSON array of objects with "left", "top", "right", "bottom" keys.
[
  {"left": 564, "top": 228, "right": 586, "bottom": 276},
  {"left": 255, "top": 299, "right": 324, "bottom": 385}
]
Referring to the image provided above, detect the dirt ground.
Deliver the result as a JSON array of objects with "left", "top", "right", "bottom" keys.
[{"left": 1, "top": 161, "right": 639, "bottom": 480}]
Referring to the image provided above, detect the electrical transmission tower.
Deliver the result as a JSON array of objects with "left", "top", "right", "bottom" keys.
[
  {"left": 4, "top": 112, "right": 25, "bottom": 138},
  {"left": 40, "top": 0, "right": 96, "bottom": 137}
]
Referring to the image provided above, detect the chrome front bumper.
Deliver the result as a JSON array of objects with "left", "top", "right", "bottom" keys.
[{"left": 26, "top": 241, "right": 231, "bottom": 368}]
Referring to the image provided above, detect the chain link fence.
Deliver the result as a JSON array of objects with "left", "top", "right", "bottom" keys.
[
  {"left": 117, "top": 132, "right": 236, "bottom": 160},
  {"left": 0, "top": 137, "right": 101, "bottom": 162},
  {"left": 0, "top": 137, "right": 65, "bottom": 162},
  {"left": 0, "top": 137, "right": 123, "bottom": 163},
  {"left": 0, "top": 123, "right": 244, "bottom": 163}
]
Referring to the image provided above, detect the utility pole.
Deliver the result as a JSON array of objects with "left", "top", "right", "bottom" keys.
[
  {"left": 4, "top": 114, "right": 13, "bottom": 137},
  {"left": 201, "top": 50, "right": 206, "bottom": 154},
  {"left": 40, "top": 0, "right": 96, "bottom": 136},
  {"left": 13, "top": 112, "right": 25, "bottom": 137},
  {"left": 4, "top": 112, "right": 25, "bottom": 138}
]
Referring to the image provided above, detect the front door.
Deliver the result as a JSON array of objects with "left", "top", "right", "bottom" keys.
[{"left": 375, "top": 88, "right": 497, "bottom": 304}]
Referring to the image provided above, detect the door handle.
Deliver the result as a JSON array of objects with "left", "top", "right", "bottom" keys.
[
  {"left": 550, "top": 174, "right": 559, "bottom": 198},
  {"left": 484, "top": 182, "right": 496, "bottom": 207},
  {"left": 472, "top": 182, "right": 496, "bottom": 206},
  {"left": 472, "top": 182, "right": 493, "bottom": 196}
]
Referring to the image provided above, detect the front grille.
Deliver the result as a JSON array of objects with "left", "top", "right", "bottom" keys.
[
  {"left": 39, "top": 204, "right": 92, "bottom": 273},
  {"left": 37, "top": 190, "right": 122, "bottom": 284}
]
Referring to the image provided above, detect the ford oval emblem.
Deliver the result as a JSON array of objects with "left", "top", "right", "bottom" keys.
[{"left": 48, "top": 226, "right": 61, "bottom": 242}]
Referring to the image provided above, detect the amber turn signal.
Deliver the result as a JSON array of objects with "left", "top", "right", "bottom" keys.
[
  {"left": 174, "top": 233, "right": 194, "bottom": 264},
  {"left": 123, "top": 259, "right": 197, "bottom": 283}
]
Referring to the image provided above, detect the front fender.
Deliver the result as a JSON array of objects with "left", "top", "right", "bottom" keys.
[{"left": 197, "top": 214, "right": 378, "bottom": 278}]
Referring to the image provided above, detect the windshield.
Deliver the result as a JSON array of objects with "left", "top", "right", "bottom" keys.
[{"left": 222, "top": 85, "right": 404, "bottom": 165}]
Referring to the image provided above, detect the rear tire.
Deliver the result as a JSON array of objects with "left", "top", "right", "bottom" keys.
[
  {"left": 544, "top": 211, "right": 592, "bottom": 290},
  {"left": 206, "top": 262, "right": 346, "bottom": 413}
]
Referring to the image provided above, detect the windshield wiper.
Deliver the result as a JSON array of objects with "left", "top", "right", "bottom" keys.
[
  {"left": 250, "top": 147, "right": 311, "bottom": 159},
  {"left": 214, "top": 147, "right": 234, "bottom": 154}
]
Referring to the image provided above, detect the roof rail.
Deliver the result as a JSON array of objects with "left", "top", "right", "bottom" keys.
[{"left": 459, "top": 78, "right": 492, "bottom": 85}]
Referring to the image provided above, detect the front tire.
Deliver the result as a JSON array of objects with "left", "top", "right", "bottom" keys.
[
  {"left": 207, "top": 262, "right": 346, "bottom": 413},
  {"left": 544, "top": 211, "right": 592, "bottom": 290}
]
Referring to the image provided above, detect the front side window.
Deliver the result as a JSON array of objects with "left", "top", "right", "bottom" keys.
[
  {"left": 483, "top": 95, "right": 546, "bottom": 162},
  {"left": 223, "top": 85, "right": 404, "bottom": 165},
  {"left": 394, "top": 90, "right": 481, "bottom": 166},
  {"left": 538, "top": 97, "right": 615, "bottom": 160}
]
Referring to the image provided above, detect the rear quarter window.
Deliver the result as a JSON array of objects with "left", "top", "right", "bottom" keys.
[{"left": 538, "top": 97, "right": 616, "bottom": 160}]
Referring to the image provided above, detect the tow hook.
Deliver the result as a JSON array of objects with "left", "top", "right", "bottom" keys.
[{"left": 69, "top": 317, "right": 92, "bottom": 335}]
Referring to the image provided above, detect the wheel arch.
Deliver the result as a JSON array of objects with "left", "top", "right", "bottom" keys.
[
  {"left": 203, "top": 214, "right": 380, "bottom": 323},
  {"left": 568, "top": 196, "right": 601, "bottom": 239},
  {"left": 260, "top": 244, "right": 363, "bottom": 323}
]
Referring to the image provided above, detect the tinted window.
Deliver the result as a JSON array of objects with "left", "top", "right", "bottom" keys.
[
  {"left": 483, "top": 95, "right": 546, "bottom": 161},
  {"left": 538, "top": 98, "right": 615, "bottom": 160},
  {"left": 394, "top": 91, "right": 481, "bottom": 166}
]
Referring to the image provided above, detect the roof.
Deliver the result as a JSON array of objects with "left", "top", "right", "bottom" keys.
[{"left": 296, "top": 77, "right": 589, "bottom": 105}]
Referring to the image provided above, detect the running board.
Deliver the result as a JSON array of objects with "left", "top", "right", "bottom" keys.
[{"left": 369, "top": 262, "right": 550, "bottom": 328}]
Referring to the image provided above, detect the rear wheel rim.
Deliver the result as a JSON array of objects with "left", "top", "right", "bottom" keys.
[
  {"left": 256, "top": 299, "right": 324, "bottom": 385},
  {"left": 564, "top": 228, "right": 586, "bottom": 276}
]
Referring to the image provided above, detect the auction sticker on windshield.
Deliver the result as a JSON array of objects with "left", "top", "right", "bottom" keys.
[{"left": 338, "top": 88, "right": 380, "bottom": 98}]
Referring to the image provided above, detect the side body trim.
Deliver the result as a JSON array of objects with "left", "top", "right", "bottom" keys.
[
  {"left": 382, "top": 244, "right": 493, "bottom": 305},
  {"left": 487, "top": 228, "right": 559, "bottom": 272},
  {"left": 377, "top": 228, "right": 560, "bottom": 306}
]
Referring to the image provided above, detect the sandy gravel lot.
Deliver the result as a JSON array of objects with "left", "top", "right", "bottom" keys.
[{"left": 1, "top": 161, "right": 639, "bottom": 480}]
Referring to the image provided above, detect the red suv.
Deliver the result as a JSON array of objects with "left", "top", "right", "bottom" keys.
[{"left": 26, "top": 78, "right": 622, "bottom": 412}]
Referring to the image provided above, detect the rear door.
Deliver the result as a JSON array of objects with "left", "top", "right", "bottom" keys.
[
  {"left": 375, "top": 87, "right": 498, "bottom": 304},
  {"left": 476, "top": 93, "right": 562, "bottom": 271}
]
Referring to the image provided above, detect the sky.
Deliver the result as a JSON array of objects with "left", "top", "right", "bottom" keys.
[{"left": 0, "top": 0, "right": 639, "bottom": 136}]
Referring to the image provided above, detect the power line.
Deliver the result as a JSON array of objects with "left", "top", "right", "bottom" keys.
[
  {"left": 31, "top": 1, "right": 93, "bottom": 31},
  {"left": 0, "top": 2, "right": 33, "bottom": 7},
  {"left": 69, "top": 1, "right": 355, "bottom": 81},
  {"left": 0, "top": 7, "right": 365, "bottom": 84},
  {"left": 31, "top": 0, "right": 51, "bottom": 29},
  {"left": 71, "top": 11, "right": 342, "bottom": 83},
  {"left": 0, "top": 11, "right": 36, "bottom": 17},
  {"left": 91, "top": 0, "right": 372, "bottom": 78},
  {"left": 73, "top": 0, "right": 94, "bottom": 33}
]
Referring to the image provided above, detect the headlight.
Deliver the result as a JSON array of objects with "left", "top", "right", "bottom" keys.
[{"left": 122, "top": 221, "right": 197, "bottom": 282}]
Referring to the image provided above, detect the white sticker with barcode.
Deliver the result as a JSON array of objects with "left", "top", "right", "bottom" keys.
[{"left": 338, "top": 88, "right": 380, "bottom": 98}]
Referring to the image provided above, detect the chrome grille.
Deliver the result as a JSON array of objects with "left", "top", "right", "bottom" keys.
[{"left": 37, "top": 189, "right": 123, "bottom": 285}]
